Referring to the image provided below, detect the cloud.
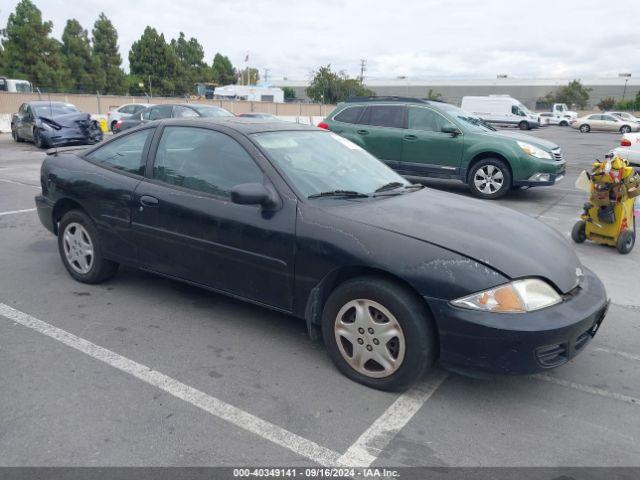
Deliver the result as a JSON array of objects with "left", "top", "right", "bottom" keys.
[{"left": 0, "top": 0, "right": 637, "bottom": 81}]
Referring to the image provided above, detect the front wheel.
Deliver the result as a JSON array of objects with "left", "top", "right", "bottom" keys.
[
  {"left": 58, "top": 210, "right": 119, "bottom": 283},
  {"left": 468, "top": 158, "right": 512, "bottom": 199},
  {"left": 579, "top": 124, "right": 591, "bottom": 133},
  {"left": 321, "top": 277, "right": 436, "bottom": 391},
  {"left": 617, "top": 230, "right": 635, "bottom": 254},
  {"left": 559, "top": 120, "right": 569, "bottom": 127},
  {"left": 620, "top": 125, "right": 632, "bottom": 134},
  {"left": 33, "top": 128, "right": 47, "bottom": 148},
  {"left": 518, "top": 121, "right": 530, "bottom": 130}
]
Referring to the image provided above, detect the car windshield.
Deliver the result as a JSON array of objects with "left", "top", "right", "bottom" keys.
[
  {"left": 192, "top": 106, "right": 234, "bottom": 117},
  {"left": 435, "top": 103, "right": 496, "bottom": 132},
  {"left": 34, "top": 104, "right": 79, "bottom": 117},
  {"left": 253, "top": 131, "right": 412, "bottom": 198}
]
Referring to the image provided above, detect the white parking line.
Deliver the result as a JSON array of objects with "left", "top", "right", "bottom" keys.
[
  {"left": 531, "top": 373, "right": 639, "bottom": 406},
  {"left": 0, "top": 303, "right": 342, "bottom": 466},
  {"left": 595, "top": 347, "right": 640, "bottom": 363},
  {"left": 0, "top": 208, "right": 36, "bottom": 217},
  {"left": 337, "top": 371, "right": 449, "bottom": 467},
  {"left": 0, "top": 178, "right": 40, "bottom": 189}
]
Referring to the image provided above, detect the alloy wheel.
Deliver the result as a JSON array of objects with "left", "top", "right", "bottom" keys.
[
  {"left": 474, "top": 164, "right": 504, "bottom": 195},
  {"left": 63, "top": 222, "right": 95, "bottom": 274},
  {"left": 334, "top": 299, "right": 405, "bottom": 378}
]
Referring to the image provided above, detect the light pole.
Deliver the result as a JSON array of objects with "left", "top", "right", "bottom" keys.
[{"left": 619, "top": 73, "right": 631, "bottom": 102}]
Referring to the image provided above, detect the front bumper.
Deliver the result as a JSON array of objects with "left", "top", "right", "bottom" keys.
[
  {"left": 513, "top": 172, "right": 565, "bottom": 187},
  {"left": 41, "top": 128, "right": 102, "bottom": 147},
  {"left": 428, "top": 267, "right": 608, "bottom": 376}
]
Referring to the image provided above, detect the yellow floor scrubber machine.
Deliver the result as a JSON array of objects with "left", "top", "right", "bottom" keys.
[{"left": 572, "top": 155, "right": 640, "bottom": 254}]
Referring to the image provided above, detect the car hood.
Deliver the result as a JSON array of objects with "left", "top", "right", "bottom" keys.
[
  {"left": 491, "top": 130, "right": 558, "bottom": 150},
  {"left": 327, "top": 189, "right": 581, "bottom": 294},
  {"left": 40, "top": 112, "right": 91, "bottom": 128}
]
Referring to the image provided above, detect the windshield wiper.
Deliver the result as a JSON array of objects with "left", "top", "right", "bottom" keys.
[
  {"left": 374, "top": 182, "right": 424, "bottom": 195},
  {"left": 308, "top": 190, "right": 369, "bottom": 199}
]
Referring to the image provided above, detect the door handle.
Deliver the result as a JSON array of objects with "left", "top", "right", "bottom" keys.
[
  {"left": 139, "top": 195, "right": 159, "bottom": 207},
  {"left": 404, "top": 134, "right": 418, "bottom": 141},
  {"left": 356, "top": 129, "right": 369, "bottom": 135}
]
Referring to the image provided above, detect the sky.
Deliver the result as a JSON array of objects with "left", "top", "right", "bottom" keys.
[{"left": 1, "top": 0, "right": 638, "bottom": 82}]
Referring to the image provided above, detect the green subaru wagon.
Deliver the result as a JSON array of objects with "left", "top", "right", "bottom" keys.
[{"left": 319, "top": 97, "right": 565, "bottom": 199}]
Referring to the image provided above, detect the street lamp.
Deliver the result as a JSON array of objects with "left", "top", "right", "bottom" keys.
[{"left": 619, "top": 73, "right": 631, "bottom": 102}]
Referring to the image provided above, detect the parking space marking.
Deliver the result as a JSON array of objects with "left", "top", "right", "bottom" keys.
[
  {"left": 595, "top": 347, "right": 640, "bottom": 363},
  {"left": 0, "top": 178, "right": 40, "bottom": 189},
  {"left": 337, "top": 371, "right": 449, "bottom": 467},
  {"left": 0, "top": 208, "right": 36, "bottom": 217},
  {"left": 531, "top": 373, "right": 639, "bottom": 406},
  {"left": 0, "top": 303, "right": 342, "bottom": 466}
]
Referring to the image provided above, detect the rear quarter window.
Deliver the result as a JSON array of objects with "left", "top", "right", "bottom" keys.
[
  {"left": 333, "top": 106, "right": 365, "bottom": 124},
  {"left": 360, "top": 105, "right": 405, "bottom": 128}
]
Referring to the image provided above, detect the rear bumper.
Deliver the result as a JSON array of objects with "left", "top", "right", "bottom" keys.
[
  {"left": 35, "top": 195, "right": 56, "bottom": 234},
  {"left": 427, "top": 268, "right": 608, "bottom": 376}
]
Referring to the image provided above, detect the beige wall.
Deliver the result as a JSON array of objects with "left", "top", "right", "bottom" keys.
[{"left": 0, "top": 92, "right": 335, "bottom": 117}]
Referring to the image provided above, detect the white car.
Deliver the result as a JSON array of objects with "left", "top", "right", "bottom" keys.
[
  {"left": 611, "top": 132, "right": 640, "bottom": 166},
  {"left": 107, "top": 103, "right": 154, "bottom": 131},
  {"left": 608, "top": 111, "right": 640, "bottom": 123}
]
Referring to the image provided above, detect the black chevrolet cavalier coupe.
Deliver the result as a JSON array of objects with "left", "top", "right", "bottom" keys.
[
  {"left": 11, "top": 101, "right": 103, "bottom": 149},
  {"left": 35, "top": 117, "right": 609, "bottom": 390}
]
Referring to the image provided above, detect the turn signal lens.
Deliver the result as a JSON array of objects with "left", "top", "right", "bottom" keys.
[{"left": 451, "top": 279, "right": 562, "bottom": 313}]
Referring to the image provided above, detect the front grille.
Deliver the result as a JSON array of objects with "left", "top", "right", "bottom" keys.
[
  {"left": 575, "top": 331, "right": 591, "bottom": 352},
  {"left": 552, "top": 148, "right": 563, "bottom": 161},
  {"left": 536, "top": 343, "right": 568, "bottom": 368}
]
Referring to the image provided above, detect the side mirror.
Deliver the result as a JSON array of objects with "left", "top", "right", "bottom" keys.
[
  {"left": 441, "top": 125, "right": 461, "bottom": 136},
  {"left": 231, "top": 183, "right": 275, "bottom": 207}
]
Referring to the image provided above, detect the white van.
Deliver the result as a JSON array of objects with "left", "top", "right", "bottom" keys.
[
  {"left": 461, "top": 95, "right": 539, "bottom": 130},
  {"left": 0, "top": 77, "right": 33, "bottom": 93}
]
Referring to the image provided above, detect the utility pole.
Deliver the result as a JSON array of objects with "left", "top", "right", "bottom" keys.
[
  {"left": 264, "top": 69, "right": 269, "bottom": 84},
  {"left": 359, "top": 59, "right": 367, "bottom": 85}
]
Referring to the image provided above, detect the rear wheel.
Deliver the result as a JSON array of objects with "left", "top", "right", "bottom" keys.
[
  {"left": 579, "top": 124, "right": 591, "bottom": 133},
  {"left": 518, "top": 121, "right": 530, "bottom": 130},
  {"left": 58, "top": 210, "right": 119, "bottom": 283},
  {"left": 617, "top": 230, "right": 635, "bottom": 254},
  {"left": 620, "top": 125, "right": 632, "bottom": 134},
  {"left": 468, "top": 158, "right": 512, "bottom": 199},
  {"left": 571, "top": 220, "right": 587, "bottom": 243},
  {"left": 559, "top": 120, "right": 569, "bottom": 127},
  {"left": 321, "top": 277, "right": 436, "bottom": 391},
  {"left": 110, "top": 120, "right": 117, "bottom": 132}
]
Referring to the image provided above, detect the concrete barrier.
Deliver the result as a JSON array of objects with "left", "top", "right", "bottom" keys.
[{"left": 0, "top": 114, "right": 10, "bottom": 133}]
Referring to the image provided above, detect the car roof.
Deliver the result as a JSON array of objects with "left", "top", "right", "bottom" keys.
[
  {"left": 28, "top": 101, "right": 75, "bottom": 106},
  {"left": 157, "top": 116, "right": 317, "bottom": 134},
  {"left": 341, "top": 96, "right": 448, "bottom": 110}
]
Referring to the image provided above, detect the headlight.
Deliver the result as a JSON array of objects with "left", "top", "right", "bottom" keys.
[
  {"left": 451, "top": 278, "right": 561, "bottom": 313},
  {"left": 517, "top": 141, "right": 552, "bottom": 160},
  {"left": 40, "top": 122, "right": 54, "bottom": 131}
]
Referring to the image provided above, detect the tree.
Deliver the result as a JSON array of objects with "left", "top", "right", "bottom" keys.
[
  {"left": 92, "top": 13, "right": 126, "bottom": 94},
  {"left": 543, "top": 79, "right": 592, "bottom": 109},
  {"left": 427, "top": 89, "right": 442, "bottom": 101},
  {"left": 239, "top": 67, "right": 259, "bottom": 85},
  {"left": 597, "top": 97, "right": 616, "bottom": 111},
  {"left": 282, "top": 86, "right": 296, "bottom": 100},
  {"left": 306, "top": 65, "right": 374, "bottom": 103},
  {"left": 129, "top": 26, "right": 179, "bottom": 96},
  {"left": 170, "top": 32, "right": 210, "bottom": 93},
  {"left": 61, "top": 19, "right": 94, "bottom": 92},
  {"left": 0, "top": 0, "right": 70, "bottom": 90},
  {"left": 211, "top": 53, "right": 236, "bottom": 85}
]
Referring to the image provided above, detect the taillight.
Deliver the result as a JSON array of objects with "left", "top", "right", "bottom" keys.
[
  {"left": 621, "top": 138, "right": 632, "bottom": 147},
  {"left": 115, "top": 120, "right": 123, "bottom": 130},
  {"left": 317, "top": 121, "right": 329, "bottom": 129}
]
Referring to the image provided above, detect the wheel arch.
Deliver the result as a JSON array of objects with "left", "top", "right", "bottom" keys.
[
  {"left": 303, "top": 265, "right": 440, "bottom": 356},
  {"left": 52, "top": 198, "right": 88, "bottom": 235}
]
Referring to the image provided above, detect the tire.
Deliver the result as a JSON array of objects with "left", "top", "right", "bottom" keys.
[
  {"left": 616, "top": 230, "right": 635, "bottom": 254},
  {"left": 579, "top": 124, "right": 590, "bottom": 133},
  {"left": 518, "top": 121, "right": 530, "bottom": 130},
  {"left": 468, "top": 158, "right": 512, "bottom": 199},
  {"left": 620, "top": 125, "right": 632, "bottom": 134},
  {"left": 11, "top": 124, "right": 24, "bottom": 142},
  {"left": 571, "top": 220, "right": 587, "bottom": 243},
  {"left": 559, "top": 121, "right": 569, "bottom": 127},
  {"left": 58, "top": 210, "right": 119, "bottom": 284},
  {"left": 33, "top": 128, "right": 47, "bottom": 148},
  {"left": 110, "top": 120, "right": 117, "bottom": 132},
  {"left": 321, "top": 276, "right": 436, "bottom": 391}
]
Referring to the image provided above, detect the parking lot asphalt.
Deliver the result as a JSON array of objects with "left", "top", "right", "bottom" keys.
[{"left": 0, "top": 127, "right": 639, "bottom": 467}]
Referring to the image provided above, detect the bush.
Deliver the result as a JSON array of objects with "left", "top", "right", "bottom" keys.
[{"left": 597, "top": 97, "right": 616, "bottom": 111}]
